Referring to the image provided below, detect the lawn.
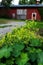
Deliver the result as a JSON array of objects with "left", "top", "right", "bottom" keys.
[{"left": 0, "top": 18, "right": 25, "bottom": 24}]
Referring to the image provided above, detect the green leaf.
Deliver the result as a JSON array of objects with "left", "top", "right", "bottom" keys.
[
  {"left": 30, "top": 38, "right": 41, "bottom": 47},
  {"left": 0, "top": 47, "right": 12, "bottom": 58},
  {"left": 0, "top": 63, "right": 6, "bottom": 65},
  {"left": 25, "top": 63, "right": 31, "bottom": 65},
  {"left": 6, "top": 57, "right": 14, "bottom": 65},
  {"left": 26, "top": 47, "right": 37, "bottom": 62},
  {"left": 12, "top": 43, "right": 24, "bottom": 57},
  {"left": 16, "top": 53, "right": 29, "bottom": 65},
  {"left": 38, "top": 51, "right": 43, "bottom": 65}
]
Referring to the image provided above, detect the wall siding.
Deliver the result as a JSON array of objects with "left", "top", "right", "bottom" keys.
[
  {"left": 27, "top": 8, "right": 41, "bottom": 20},
  {"left": 0, "top": 7, "right": 41, "bottom": 20},
  {"left": 6, "top": 9, "right": 16, "bottom": 18}
]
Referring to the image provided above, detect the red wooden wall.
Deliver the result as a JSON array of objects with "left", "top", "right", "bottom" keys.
[
  {"left": 0, "top": 7, "right": 41, "bottom": 20},
  {"left": 0, "top": 8, "right": 6, "bottom": 17},
  {"left": 6, "top": 9, "right": 16, "bottom": 18},
  {"left": 27, "top": 8, "right": 41, "bottom": 20}
]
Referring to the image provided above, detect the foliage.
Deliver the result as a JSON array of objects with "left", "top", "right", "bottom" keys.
[
  {"left": 29, "top": 0, "right": 36, "bottom": 4},
  {"left": 16, "top": 53, "right": 29, "bottom": 65},
  {"left": 40, "top": 0, "right": 43, "bottom": 3},
  {"left": 1, "top": 0, "right": 12, "bottom": 7},
  {"left": 19, "top": 0, "right": 29, "bottom": 5},
  {"left": 19, "top": 0, "right": 43, "bottom": 4},
  {"left": 29, "top": 0, "right": 43, "bottom": 4},
  {"left": 0, "top": 21, "right": 43, "bottom": 65},
  {"left": 38, "top": 8, "right": 43, "bottom": 20}
]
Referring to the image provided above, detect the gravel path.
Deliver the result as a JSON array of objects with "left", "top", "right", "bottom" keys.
[{"left": 0, "top": 22, "right": 25, "bottom": 35}]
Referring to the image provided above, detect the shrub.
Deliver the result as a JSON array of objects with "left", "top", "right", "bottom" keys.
[{"left": 0, "top": 21, "right": 43, "bottom": 65}]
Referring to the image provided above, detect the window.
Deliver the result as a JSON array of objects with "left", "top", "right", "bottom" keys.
[
  {"left": 17, "top": 9, "right": 20, "bottom": 15},
  {"left": 17, "top": 9, "right": 27, "bottom": 15},
  {"left": 17, "top": 9, "right": 27, "bottom": 19},
  {"left": 23, "top": 9, "right": 27, "bottom": 15}
]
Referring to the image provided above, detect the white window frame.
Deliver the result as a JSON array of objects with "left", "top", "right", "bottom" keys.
[
  {"left": 32, "top": 12, "right": 37, "bottom": 20},
  {"left": 23, "top": 9, "right": 27, "bottom": 15},
  {"left": 17, "top": 9, "right": 21, "bottom": 15},
  {"left": 17, "top": 9, "right": 27, "bottom": 15}
]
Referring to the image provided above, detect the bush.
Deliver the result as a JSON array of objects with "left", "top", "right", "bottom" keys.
[
  {"left": 38, "top": 8, "right": 43, "bottom": 20},
  {"left": 0, "top": 21, "right": 43, "bottom": 65}
]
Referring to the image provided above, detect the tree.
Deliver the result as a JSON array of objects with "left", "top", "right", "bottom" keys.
[
  {"left": 29, "top": 0, "right": 43, "bottom": 4},
  {"left": 1, "top": 0, "right": 12, "bottom": 18},
  {"left": 40, "top": 0, "right": 43, "bottom": 3},
  {"left": 19, "top": 0, "right": 43, "bottom": 5},
  {"left": 1, "top": 0, "right": 12, "bottom": 7},
  {"left": 29, "top": 0, "right": 36, "bottom": 4},
  {"left": 19, "top": 0, "right": 29, "bottom": 5}
]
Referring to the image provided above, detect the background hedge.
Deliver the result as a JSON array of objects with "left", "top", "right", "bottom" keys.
[{"left": 38, "top": 8, "right": 43, "bottom": 20}]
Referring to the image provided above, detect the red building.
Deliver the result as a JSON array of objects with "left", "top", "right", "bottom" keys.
[{"left": 0, "top": 4, "right": 43, "bottom": 20}]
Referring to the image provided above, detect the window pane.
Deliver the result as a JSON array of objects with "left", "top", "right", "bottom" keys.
[
  {"left": 24, "top": 9, "right": 27, "bottom": 15},
  {"left": 17, "top": 9, "right": 20, "bottom": 15},
  {"left": 17, "top": 9, "right": 27, "bottom": 15}
]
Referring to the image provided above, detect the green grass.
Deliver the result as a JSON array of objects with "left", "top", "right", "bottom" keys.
[{"left": 0, "top": 18, "right": 25, "bottom": 24}]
